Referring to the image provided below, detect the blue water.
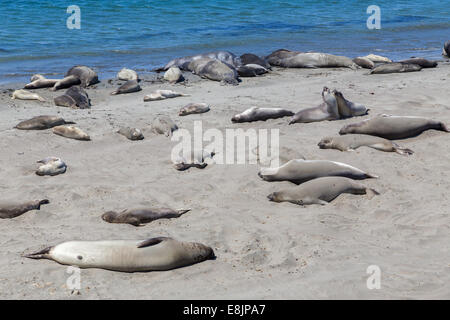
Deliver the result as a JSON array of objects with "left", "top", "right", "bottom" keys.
[{"left": 1, "top": 0, "right": 449, "bottom": 83}]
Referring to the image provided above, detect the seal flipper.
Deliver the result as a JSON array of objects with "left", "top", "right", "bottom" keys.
[
  {"left": 37, "top": 199, "right": 50, "bottom": 209},
  {"left": 23, "top": 246, "right": 53, "bottom": 260},
  {"left": 176, "top": 209, "right": 191, "bottom": 216},
  {"left": 137, "top": 237, "right": 172, "bottom": 248}
]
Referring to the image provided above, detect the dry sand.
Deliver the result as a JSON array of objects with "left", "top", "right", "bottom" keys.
[{"left": 0, "top": 62, "right": 449, "bottom": 299}]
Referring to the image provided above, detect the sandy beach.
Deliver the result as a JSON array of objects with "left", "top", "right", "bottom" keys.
[{"left": 0, "top": 62, "right": 449, "bottom": 299}]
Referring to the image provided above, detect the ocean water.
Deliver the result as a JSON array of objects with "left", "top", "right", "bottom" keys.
[{"left": 0, "top": 0, "right": 449, "bottom": 83}]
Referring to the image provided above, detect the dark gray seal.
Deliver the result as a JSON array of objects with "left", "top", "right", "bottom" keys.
[
  {"left": 398, "top": 58, "right": 437, "bottom": 68},
  {"left": 237, "top": 64, "right": 269, "bottom": 77},
  {"left": 65, "top": 65, "right": 99, "bottom": 87},
  {"left": 0, "top": 199, "right": 49, "bottom": 219},
  {"left": 289, "top": 87, "right": 339, "bottom": 124},
  {"left": 111, "top": 80, "right": 142, "bottom": 95},
  {"left": 188, "top": 58, "right": 239, "bottom": 85},
  {"left": 101, "top": 208, "right": 191, "bottom": 226},
  {"left": 15, "top": 115, "right": 74, "bottom": 130},
  {"left": 266, "top": 49, "right": 301, "bottom": 66},
  {"left": 239, "top": 53, "right": 271, "bottom": 69},
  {"left": 156, "top": 51, "right": 240, "bottom": 71},
  {"left": 353, "top": 57, "right": 374, "bottom": 69},
  {"left": 369, "top": 63, "right": 422, "bottom": 74},
  {"left": 54, "top": 86, "right": 91, "bottom": 109},
  {"left": 443, "top": 41, "right": 450, "bottom": 57}
]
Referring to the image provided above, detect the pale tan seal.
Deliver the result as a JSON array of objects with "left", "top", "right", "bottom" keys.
[
  {"left": 144, "top": 90, "right": 189, "bottom": 101},
  {"left": 258, "top": 159, "right": 377, "bottom": 184},
  {"left": 111, "top": 80, "right": 141, "bottom": 95},
  {"left": 15, "top": 116, "right": 74, "bottom": 130},
  {"left": 24, "top": 74, "right": 59, "bottom": 89},
  {"left": 339, "top": 114, "right": 449, "bottom": 139},
  {"left": 53, "top": 126, "right": 90, "bottom": 141},
  {"left": 24, "top": 237, "right": 215, "bottom": 272},
  {"left": 0, "top": 199, "right": 49, "bottom": 219},
  {"left": 101, "top": 208, "right": 191, "bottom": 226},
  {"left": 362, "top": 54, "right": 392, "bottom": 63},
  {"left": 36, "top": 157, "right": 67, "bottom": 176},
  {"left": 289, "top": 87, "right": 339, "bottom": 124},
  {"left": 267, "top": 176, "right": 379, "bottom": 206},
  {"left": 179, "top": 103, "right": 210, "bottom": 116},
  {"left": 269, "top": 52, "right": 357, "bottom": 69},
  {"left": 231, "top": 107, "right": 294, "bottom": 123},
  {"left": 318, "top": 134, "right": 414, "bottom": 155},
  {"left": 12, "top": 89, "right": 45, "bottom": 102},
  {"left": 118, "top": 127, "right": 144, "bottom": 140}
]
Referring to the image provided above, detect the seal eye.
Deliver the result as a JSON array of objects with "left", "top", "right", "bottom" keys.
[{"left": 77, "top": 255, "right": 83, "bottom": 260}]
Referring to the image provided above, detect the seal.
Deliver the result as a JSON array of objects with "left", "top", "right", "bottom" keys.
[
  {"left": 258, "top": 159, "right": 377, "bottom": 184},
  {"left": 179, "top": 103, "right": 210, "bottom": 116},
  {"left": 398, "top": 58, "right": 437, "bottom": 68},
  {"left": 369, "top": 63, "right": 422, "bottom": 74},
  {"left": 157, "top": 51, "right": 240, "bottom": 71},
  {"left": 111, "top": 80, "right": 141, "bottom": 95},
  {"left": 239, "top": 53, "right": 271, "bottom": 69},
  {"left": 231, "top": 107, "right": 294, "bottom": 123},
  {"left": 164, "top": 67, "right": 184, "bottom": 83},
  {"left": 65, "top": 65, "right": 99, "bottom": 87},
  {"left": 53, "top": 125, "right": 90, "bottom": 141},
  {"left": 144, "top": 90, "right": 189, "bottom": 101},
  {"left": 318, "top": 134, "right": 414, "bottom": 155},
  {"left": 269, "top": 52, "right": 357, "bottom": 69},
  {"left": 0, "top": 199, "right": 49, "bottom": 219},
  {"left": 266, "top": 49, "right": 301, "bottom": 66},
  {"left": 289, "top": 87, "right": 339, "bottom": 124},
  {"left": 173, "top": 149, "right": 215, "bottom": 171},
  {"left": 237, "top": 64, "right": 269, "bottom": 77},
  {"left": 24, "top": 74, "right": 59, "bottom": 89},
  {"left": 117, "top": 68, "right": 138, "bottom": 81},
  {"left": 267, "top": 176, "right": 379, "bottom": 206},
  {"left": 24, "top": 236, "right": 215, "bottom": 272},
  {"left": 443, "top": 40, "right": 450, "bottom": 57},
  {"left": 118, "top": 127, "right": 144, "bottom": 140},
  {"left": 11, "top": 89, "right": 45, "bottom": 102},
  {"left": 188, "top": 58, "right": 239, "bottom": 85},
  {"left": 101, "top": 208, "right": 191, "bottom": 226},
  {"left": 52, "top": 75, "right": 81, "bottom": 91},
  {"left": 54, "top": 86, "right": 91, "bottom": 109},
  {"left": 339, "top": 114, "right": 450, "bottom": 139},
  {"left": 151, "top": 115, "right": 178, "bottom": 137},
  {"left": 332, "top": 89, "right": 369, "bottom": 118},
  {"left": 362, "top": 54, "right": 392, "bottom": 63},
  {"left": 353, "top": 57, "right": 374, "bottom": 69},
  {"left": 36, "top": 157, "right": 67, "bottom": 176},
  {"left": 15, "top": 115, "right": 74, "bottom": 130}
]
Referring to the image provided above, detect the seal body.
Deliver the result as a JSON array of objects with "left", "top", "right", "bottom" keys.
[
  {"left": 237, "top": 64, "right": 269, "bottom": 77},
  {"left": 117, "top": 68, "right": 138, "bottom": 81},
  {"left": 339, "top": 114, "right": 449, "bottom": 139},
  {"left": 65, "top": 65, "right": 99, "bottom": 87},
  {"left": 111, "top": 80, "right": 141, "bottom": 95},
  {"left": 399, "top": 58, "right": 437, "bottom": 68},
  {"left": 15, "top": 116, "right": 72, "bottom": 130},
  {"left": 118, "top": 127, "right": 144, "bottom": 140},
  {"left": 24, "top": 75, "right": 59, "bottom": 89},
  {"left": 369, "top": 63, "right": 422, "bottom": 74},
  {"left": 271, "top": 52, "right": 357, "bottom": 69},
  {"left": 267, "top": 176, "right": 379, "bottom": 206},
  {"left": 102, "top": 208, "right": 190, "bottom": 226},
  {"left": 258, "top": 159, "right": 377, "bottom": 184},
  {"left": 353, "top": 57, "right": 374, "bottom": 69},
  {"left": 144, "top": 90, "right": 188, "bottom": 101},
  {"left": 158, "top": 51, "right": 239, "bottom": 71},
  {"left": 232, "top": 107, "right": 294, "bottom": 123},
  {"left": 332, "top": 89, "right": 369, "bottom": 118},
  {"left": 53, "top": 126, "right": 90, "bottom": 141},
  {"left": 12, "top": 89, "right": 45, "bottom": 102},
  {"left": 0, "top": 199, "right": 49, "bottom": 219},
  {"left": 188, "top": 58, "right": 239, "bottom": 85},
  {"left": 289, "top": 87, "right": 339, "bottom": 124},
  {"left": 54, "top": 86, "right": 91, "bottom": 109},
  {"left": 52, "top": 75, "right": 81, "bottom": 91},
  {"left": 151, "top": 115, "right": 178, "bottom": 136},
  {"left": 25, "top": 237, "right": 215, "bottom": 272},
  {"left": 362, "top": 54, "right": 392, "bottom": 63},
  {"left": 318, "top": 134, "right": 414, "bottom": 155},
  {"left": 266, "top": 49, "right": 301, "bottom": 66},
  {"left": 163, "top": 67, "right": 184, "bottom": 83},
  {"left": 36, "top": 157, "right": 67, "bottom": 176},
  {"left": 179, "top": 103, "right": 210, "bottom": 116},
  {"left": 240, "top": 53, "right": 271, "bottom": 69},
  {"left": 173, "top": 149, "right": 215, "bottom": 171},
  {"left": 443, "top": 41, "right": 450, "bottom": 57}
]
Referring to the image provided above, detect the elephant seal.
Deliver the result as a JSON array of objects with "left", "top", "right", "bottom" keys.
[
  {"left": 267, "top": 176, "right": 379, "bottom": 206},
  {"left": 369, "top": 63, "right": 422, "bottom": 74},
  {"left": 53, "top": 126, "right": 90, "bottom": 141},
  {"left": 318, "top": 134, "right": 414, "bottom": 155},
  {"left": 353, "top": 57, "right": 374, "bottom": 69},
  {"left": 240, "top": 53, "right": 271, "bottom": 69},
  {"left": 237, "top": 64, "right": 269, "bottom": 77},
  {"left": 188, "top": 58, "right": 239, "bottom": 85},
  {"left": 164, "top": 67, "right": 184, "bottom": 83},
  {"left": 51, "top": 75, "right": 81, "bottom": 91},
  {"left": 443, "top": 41, "right": 450, "bottom": 57},
  {"left": 332, "top": 89, "right": 369, "bottom": 118},
  {"left": 157, "top": 51, "right": 240, "bottom": 71},
  {"left": 0, "top": 199, "right": 49, "bottom": 219},
  {"left": 117, "top": 68, "right": 138, "bottom": 81},
  {"left": 24, "top": 75, "right": 59, "bottom": 89},
  {"left": 118, "top": 127, "right": 144, "bottom": 140},
  {"left": 398, "top": 58, "right": 437, "bottom": 68},
  {"left": 258, "top": 159, "right": 377, "bottom": 184},
  {"left": 24, "top": 237, "right": 215, "bottom": 272},
  {"left": 362, "top": 54, "right": 392, "bottom": 63},
  {"left": 266, "top": 49, "right": 301, "bottom": 66},
  {"left": 54, "top": 86, "right": 91, "bottom": 109},
  {"left": 36, "top": 157, "right": 67, "bottom": 176},
  {"left": 12, "top": 89, "right": 45, "bottom": 102},
  {"left": 151, "top": 115, "right": 178, "bottom": 136},
  {"left": 339, "top": 114, "right": 449, "bottom": 139},
  {"left": 65, "top": 65, "right": 99, "bottom": 87},
  {"left": 111, "top": 80, "right": 141, "bottom": 95},
  {"left": 289, "top": 87, "right": 339, "bottom": 124},
  {"left": 179, "top": 103, "right": 210, "bottom": 116},
  {"left": 173, "top": 149, "right": 215, "bottom": 171},
  {"left": 270, "top": 52, "right": 357, "bottom": 69},
  {"left": 144, "top": 90, "right": 189, "bottom": 101},
  {"left": 102, "top": 208, "right": 190, "bottom": 226},
  {"left": 15, "top": 115, "right": 74, "bottom": 130},
  {"left": 231, "top": 107, "right": 294, "bottom": 123}
]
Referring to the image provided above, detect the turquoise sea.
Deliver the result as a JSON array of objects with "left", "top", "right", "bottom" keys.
[{"left": 0, "top": 0, "right": 449, "bottom": 83}]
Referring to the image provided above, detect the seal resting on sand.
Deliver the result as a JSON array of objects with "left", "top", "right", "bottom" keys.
[
  {"left": 267, "top": 177, "right": 379, "bottom": 206},
  {"left": 179, "top": 103, "right": 210, "bottom": 116},
  {"left": 258, "top": 159, "right": 377, "bottom": 184},
  {"left": 151, "top": 115, "right": 178, "bottom": 137},
  {"left": 36, "top": 157, "right": 67, "bottom": 176},
  {"left": 24, "top": 237, "right": 215, "bottom": 272},
  {"left": 369, "top": 63, "right": 422, "bottom": 74},
  {"left": 12, "top": 89, "right": 45, "bottom": 102},
  {"left": 101, "top": 208, "right": 190, "bottom": 226},
  {"left": 269, "top": 52, "right": 357, "bottom": 69},
  {"left": 111, "top": 80, "right": 141, "bottom": 95},
  {"left": 156, "top": 51, "right": 240, "bottom": 71},
  {"left": 266, "top": 49, "right": 301, "bottom": 66},
  {"left": 239, "top": 53, "right": 271, "bottom": 69},
  {"left": 318, "top": 134, "right": 414, "bottom": 155},
  {"left": 24, "top": 75, "right": 59, "bottom": 89},
  {"left": 188, "top": 58, "right": 239, "bottom": 85},
  {"left": 65, "top": 65, "right": 99, "bottom": 87},
  {"left": 15, "top": 116, "right": 74, "bottom": 130},
  {"left": 0, "top": 199, "right": 49, "bottom": 219},
  {"left": 52, "top": 126, "right": 90, "bottom": 141},
  {"left": 54, "top": 86, "right": 91, "bottom": 109},
  {"left": 144, "top": 89, "right": 189, "bottom": 101},
  {"left": 118, "top": 127, "right": 144, "bottom": 140},
  {"left": 332, "top": 89, "right": 369, "bottom": 118},
  {"left": 231, "top": 107, "right": 294, "bottom": 123},
  {"left": 339, "top": 114, "right": 450, "bottom": 139},
  {"left": 398, "top": 58, "right": 437, "bottom": 68},
  {"left": 353, "top": 57, "right": 374, "bottom": 69}
]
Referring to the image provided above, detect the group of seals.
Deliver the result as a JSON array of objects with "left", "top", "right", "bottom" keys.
[{"left": 24, "top": 66, "right": 98, "bottom": 90}]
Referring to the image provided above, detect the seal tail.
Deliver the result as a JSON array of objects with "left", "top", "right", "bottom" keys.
[
  {"left": 37, "top": 96, "right": 46, "bottom": 102},
  {"left": 394, "top": 146, "right": 414, "bottom": 156},
  {"left": 37, "top": 199, "right": 50, "bottom": 209},
  {"left": 366, "top": 173, "right": 379, "bottom": 179},
  {"left": 23, "top": 246, "right": 53, "bottom": 260},
  {"left": 176, "top": 209, "right": 191, "bottom": 216},
  {"left": 366, "top": 188, "right": 380, "bottom": 199}
]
